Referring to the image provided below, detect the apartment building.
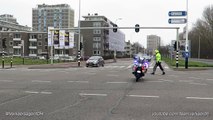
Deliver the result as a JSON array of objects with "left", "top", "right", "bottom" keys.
[
  {"left": 32, "top": 4, "right": 74, "bottom": 32},
  {"left": 147, "top": 35, "right": 161, "bottom": 54},
  {"left": 0, "top": 14, "right": 31, "bottom": 31},
  {"left": 0, "top": 31, "right": 78, "bottom": 57},
  {"left": 80, "top": 13, "right": 125, "bottom": 58}
]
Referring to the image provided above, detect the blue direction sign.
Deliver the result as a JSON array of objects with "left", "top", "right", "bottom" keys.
[
  {"left": 168, "top": 11, "right": 187, "bottom": 17},
  {"left": 168, "top": 18, "right": 187, "bottom": 24}
]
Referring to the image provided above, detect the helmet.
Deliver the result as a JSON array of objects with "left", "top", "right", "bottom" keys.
[{"left": 155, "top": 49, "right": 159, "bottom": 53}]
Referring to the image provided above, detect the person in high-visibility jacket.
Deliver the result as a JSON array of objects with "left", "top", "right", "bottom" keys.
[{"left": 151, "top": 50, "right": 165, "bottom": 75}]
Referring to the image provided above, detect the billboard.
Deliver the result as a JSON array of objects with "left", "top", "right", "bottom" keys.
[
  {"left": 48, "top": 27, "right": 54, "bottom": 46},
  {"left": 53, "top": 30, "right": 59, "bottom": 45},
  {"left": 59, "top": 30, "right": 65, "bottom": 47}
]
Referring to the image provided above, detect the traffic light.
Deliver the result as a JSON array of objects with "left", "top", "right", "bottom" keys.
[
  {"left": 173, "top": 41, "right": 180, "bottom": 51},
  {"left": 113, "top": 24, "right": 117, "bottom": 32},
  {"left": 2, "top": 38, "right": 6, "bottom": 48},
  {"left": 80, "top": 42, "right": 83, "bottom": 50},
  {"left": 173, "top": 41, "right": 177, "bottom": 51},
  {"left": 135, "top": 24, "right": 140, "bottom": 33}
]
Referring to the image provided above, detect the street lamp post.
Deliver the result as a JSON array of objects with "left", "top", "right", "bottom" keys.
[
  {"left": 114, "top": 18, "right": 122, "bottom": 62},
  {"left": 185, "top": 0, "right": 189, "bottom": 69}
]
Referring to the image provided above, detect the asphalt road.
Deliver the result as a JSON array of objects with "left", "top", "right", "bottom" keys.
[{"left": 0, "top": 59, "right": 213, "bottom": 120}]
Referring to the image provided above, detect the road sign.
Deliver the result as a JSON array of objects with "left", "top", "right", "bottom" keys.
[
  {"left": 168, "top": 18, "right": 187, "bottom": 24},
  {"left": 168, "top": 11, "right": 187, "bottom": 17}
]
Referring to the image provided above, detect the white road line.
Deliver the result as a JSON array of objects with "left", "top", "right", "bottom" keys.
[
  {"left": 0, "top": 80, "right": 13, "bottom": 82},
  {"left": 158, "top": 79, "right": 174, "bottom": 82},
  {"left": 147, "top": 81, "right": 164, "bottom": 83},
  {"left": 106, "top": 82, "right": 128, "bottom": 84},
  {"left": 67, "top": 81, "right": 89, "bottom": 83},
  {"left": 189, "top": 83, "right": 207, "bottom": 86},
  {"left": 206, "top": 79, "right": 213, "bottom": 81},
  {"left": 32, "top": 80, "right": 51, "bottom": 83},
  {"left": 127, "top": 65, "right": 132, "bottom": 69},
  {"left": 40, "top": 91, "right": 52, "bottom": 94},
  {"left": 79, "top": 93, "right": 107, "bottom": 96},
  {"left": 186, "top": 97, "right": 213, "bottom": 100},
  {"left": 25, "top": 91, "right": 39, "bottom": 94},
  {"left": 127, "top": 95, "right": 159, "bottom": 98}
]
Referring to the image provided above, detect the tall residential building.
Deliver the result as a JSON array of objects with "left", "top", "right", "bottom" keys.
[
  {"left": 32, "top": 4, "right": 74, "bottom": 32},
  {"left": 0, "top": 14, "right": 31, "bottom": 31},
  {"left": 147, "top": 35, "right": 161, "bottom": 54},
  {"left": 80, "top": 13, "right": 125, "bottom": 58}
]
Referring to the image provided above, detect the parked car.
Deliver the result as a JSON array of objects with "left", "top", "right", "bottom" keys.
[{"left": 86, "top": 56, "right": 104, "bottom": 67}]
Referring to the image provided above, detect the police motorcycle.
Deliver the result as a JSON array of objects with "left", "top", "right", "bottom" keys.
[{"left": 132, "top": 56, "right": 149, "bottom": 82}]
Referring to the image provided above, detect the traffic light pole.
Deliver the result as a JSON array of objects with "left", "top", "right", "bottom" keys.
[
  {"left": 2, "top": 48, "right": 4, "bottom": 69},
  {"left": 176, "top": 29, "right": 179, "bottom": 68}
]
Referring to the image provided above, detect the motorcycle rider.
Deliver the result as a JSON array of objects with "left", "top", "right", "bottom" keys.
[{"left": 151, "top": 50, "right": 165, "bottom": 75}]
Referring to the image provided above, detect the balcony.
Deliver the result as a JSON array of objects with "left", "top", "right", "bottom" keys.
[
  {"left": 13, "top": 46, "right": 21, "bottom": 49},
  {"left": 29, "top": 38, "right": 37, "bottom": 42},
  {"left": 29, "top": 54, "right": 37, "bottom": 57},
  {"left": 13, "top": 38, "right": 21, "bottom": 41},
  {"left": 29, "top": 46, "right": 37, "bottom": 49}
]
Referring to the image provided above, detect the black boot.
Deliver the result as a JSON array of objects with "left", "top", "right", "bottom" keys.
[
  {"left": 162, "top": 72, "right": 165, "bottom": 75},
  {"left": 151, "top": 72, "right": 155, "bottom": 75}
]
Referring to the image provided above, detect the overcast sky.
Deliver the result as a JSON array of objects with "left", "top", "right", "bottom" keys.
[{"left": 1, "top": 0, "right": 212, "bottom": 48}]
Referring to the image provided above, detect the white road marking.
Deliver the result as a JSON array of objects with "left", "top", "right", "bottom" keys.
[
  {"left": 189, "top": 83, "right": 207, "bottom": 86},
  {"left": 67, "top": 81, "right": 89, "bottom": 83},
  {"left": 158, "top": 79, "right": 174, "bottom": 82},
  {"left": 127, "top": 95, "right": 159, "bottom": 98},
  {"left": 147, "top": 81, "right": 164, "bottom": 83},
  {"left": 127, "top": 65, "right": 132, "bottom": 69},
  {"left": 106, "top": 82, "right": 128, "bottom": 84},
  {"left": 40, "top": 91, "right": 52, "bottom": 94},
  {"left": 25, "top": 91, "right": 52, "bottom": 94},
  {"left": 32, "top": 80, "right": 51, "bottom": 83},
  {"left": 186, "top": 97, "right": 213, "bottom": 100},
  {"left": 79, "top": 93, "right": 107, "bottom": 96},
  {"left": 0, "top": 80, "right": 13, "bottom": 82},
  {"left": 25, "top": 91, "right": 39, "bottom": 94}
]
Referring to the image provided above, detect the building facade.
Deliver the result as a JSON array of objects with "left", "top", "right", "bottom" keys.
[
  {"left": 0, "top": 14, "right": 31, "bottom": 31},
  {"left": 0, "top": 31, "right": 78, "bottom": 57},
  {"left": 32, "top": 4, "right": 74, "bottom": 32},
  {"left": 80, "top": 13, "right": 125, "bottom": 58},
  {"left": 147, "top": 35, "right": 161, "bottom": 55}
]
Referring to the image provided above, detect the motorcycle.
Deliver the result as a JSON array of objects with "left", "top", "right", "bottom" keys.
[{"left": 132, "top": 59, "right": 149, "bottom": 82}]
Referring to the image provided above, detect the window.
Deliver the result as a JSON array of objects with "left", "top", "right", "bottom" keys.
[
  {"left": 93, "top": 37, "right": 101, "bottom": 41},
  {"left": 30, "top": 34, "right": 37, "bottom": 39},
  {"left": 10, "top": 41, "right": 13, "bottom": 46},
  {"left": 93, "top": 30, "right": 101, "bottom": 34},
  {"left": 93, "top": 22, "right": 101, "bottom": 27},
  {"left": 38, "top": 49, "right": 42, "bottom": 54},
  {"left": 45, "top": 45, "right": 48, "bottom": 50},
  {"left": 38, "top": 34, "right": 42, "bottom": 39},
  {"left": 38, "top": 41, "right": 42, "bottom": 46},
  {"left": 93, "top": 50, "right": 100, "bottom": 55},
  {"left": 93, "top": 43, "right": 101, "bottom": 49},
  {"left": 14, "top": 33, "right": 21, "bottom": 38}
]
